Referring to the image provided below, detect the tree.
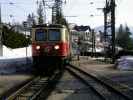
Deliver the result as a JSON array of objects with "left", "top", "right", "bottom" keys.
[
  {"left": 56, "top": 12, "right": 69, "bottom": 30},
  {"left": 116, "top": 24, "right": 133, "bottom": 50},
  {"left": 37, "top": 2, "right": 44, "bottom": 25},
  {"left": 31, "top": 13, "right": 36, "bottom": 25},
  {"left": 27, "top": 13, "right": 36, "bottom": 27},
  {"left": 2, "top": 25, "right": 31, "bottom": 49}
]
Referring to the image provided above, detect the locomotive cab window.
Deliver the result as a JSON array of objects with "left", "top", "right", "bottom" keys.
[
  {"left": 35, "top": 29, "right": 47, "bottom": 41},
  {"left": 48, "top": 29, "right": 60, "bottom": 41}
]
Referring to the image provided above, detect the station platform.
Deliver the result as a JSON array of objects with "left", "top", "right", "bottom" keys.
[{"left": 71, "top": 56, "right": 133, "bottom": 90}]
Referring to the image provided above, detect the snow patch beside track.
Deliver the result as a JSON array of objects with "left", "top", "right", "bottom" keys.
[
  {"left": 0, "top": 46, "right": 33, "bottom": 74},
  {"left": 116, "top": 56, "right": 133, "bottom": 70}
]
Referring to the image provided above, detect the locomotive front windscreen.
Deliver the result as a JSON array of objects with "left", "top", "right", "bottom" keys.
[
  {"left": 49, "top": 29, "right": 60, "bottom": 41},
  {"left": 35, "top": 29, "right": 46, "bottom": 41}
]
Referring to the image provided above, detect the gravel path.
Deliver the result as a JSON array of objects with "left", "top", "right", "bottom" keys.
[
  {"left": 47, "top": 70, "right": 101, "bottom": 100},
  {"left": 0, "top": 57, "right": 33, "bottom": 96}
]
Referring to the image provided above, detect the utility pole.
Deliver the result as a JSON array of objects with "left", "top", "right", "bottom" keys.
[
  {"left": 91, "top": 29, "right": 96, "bottom": 57},
  {"left": 42, "top": 0, "right": 46, "bottom": 23},
  {"left": 104, "top": 0, "right": 115, "bottom": 63},
  {"left": 111, "top": 0, "right": 115, "bottom": 63},
  {"left": 23, "top": 21, "right": 28, "bottom": 64},
  {"left": 52, "top": 0, "right": 62, "bottom": 24},
  {"left": 52, "top": 5, "right": 57, "bottom": 24},
  {"left": 0, "top": 3, "right": 3, "bottom": 56}
]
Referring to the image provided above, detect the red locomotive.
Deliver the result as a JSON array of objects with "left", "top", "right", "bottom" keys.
[{"left": 32, "top": 24, "right": 71, "bottom": 72}]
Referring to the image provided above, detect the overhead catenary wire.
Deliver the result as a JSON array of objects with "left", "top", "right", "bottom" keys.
[{"left": 1, "top": 0, "right": 38, "bottom": 23}]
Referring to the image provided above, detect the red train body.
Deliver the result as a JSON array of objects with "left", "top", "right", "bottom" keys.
[
  {"left": 32, "top": 24, "right": 71, "bottom": 71},
  {"left": 32, "top": 42, "right": 69, "bottom": 57}
]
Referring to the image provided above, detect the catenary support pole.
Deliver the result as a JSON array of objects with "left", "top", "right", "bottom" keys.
[{"left": 0, "top": 3, "right": 3, "bottom": 56}]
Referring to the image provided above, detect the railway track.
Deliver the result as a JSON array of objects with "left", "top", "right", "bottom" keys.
[
  {"left": 1, "top": 64, "right": 133, "bottom": 100},
  {"left": 66, "top": 65, "right": 133, "bottom": 100},
  {"left": 1, "top": 71, "right": 63, "bottom": 100}
]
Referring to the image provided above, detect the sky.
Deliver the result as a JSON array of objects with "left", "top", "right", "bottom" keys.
[{"left": 0, "top": 0, "right": 133, "bottom": 28}]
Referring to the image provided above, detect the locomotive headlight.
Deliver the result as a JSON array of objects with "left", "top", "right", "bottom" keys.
[
  {"left": 54, "top": 45, "right": 60, "bottom": 50},
  {"left": 36, "top": 45, "right": 40, "bottom": 50}
]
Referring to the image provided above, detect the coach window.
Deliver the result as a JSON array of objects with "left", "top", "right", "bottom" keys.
[
  {"left": 49, "top": 29, "right": 60, "bottom": 41},
  {"left": 35, "top": 29, "right": 47, "bottom": 41}
]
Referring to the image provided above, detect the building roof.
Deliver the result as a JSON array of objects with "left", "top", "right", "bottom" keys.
[{"left": 74, "top": 25, "right": 91, "bottom": 32}]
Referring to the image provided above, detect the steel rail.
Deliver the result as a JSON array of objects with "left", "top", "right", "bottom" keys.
[
  {"left": 66, "top": 67, "right": 106, "bottom": 100},
  {"left": 6, "top": 76, "right": 41, "bottom": 100},
  {"left": 67, "top": 64, "right": 132, "bottom": 100},
  {"left": 2, "top": 70, "right": 63, "bottom": 100},
  {"left": 0, "top": 76, "right": 36, "bottom": 100}
]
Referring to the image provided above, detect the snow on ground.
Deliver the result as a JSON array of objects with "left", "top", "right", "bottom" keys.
[
  {"left": 1, "top": 46, "right": 32, "bottom": 59},
  {"left": 1, "top": 45, "right": 133, "bottom": 74},
  {"left": 0, "top": 46, "right": 33, "bottom": 74},
  {"left": 116, "top": 56, "right": 133, "bottom": 70}
]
